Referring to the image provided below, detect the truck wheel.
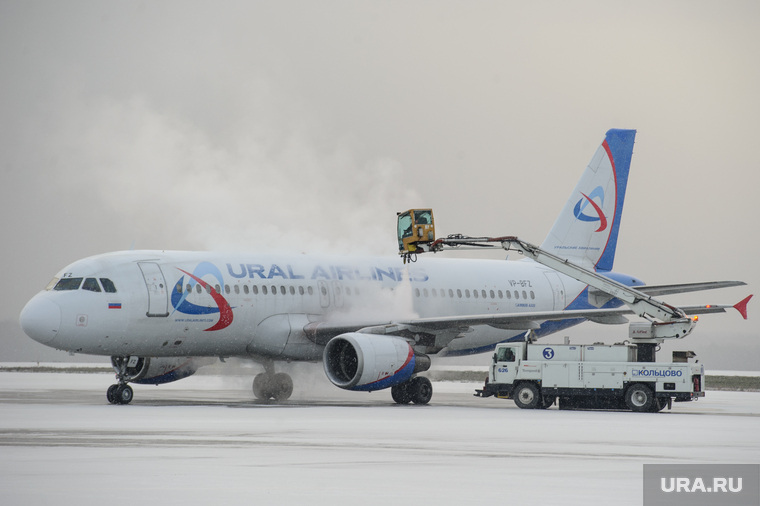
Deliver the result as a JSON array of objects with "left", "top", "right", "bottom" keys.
[
  {"left": 653, "top": 397, "right": 669, "bottom": 412},
  {"left": 513, "top": 382, "right": 540, "bottom": 409},
  {"left": 625, "top": 384, "right": 654, "bottom": 412}
]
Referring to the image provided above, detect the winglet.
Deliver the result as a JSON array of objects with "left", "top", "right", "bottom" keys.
[{"left": 734, "top": 295, "right": 753, "bottom": 320}]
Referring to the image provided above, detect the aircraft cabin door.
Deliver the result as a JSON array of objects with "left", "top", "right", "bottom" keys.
[
  {"left": 543, "top": 271, "right": 566, "bottom": 311},
  {"left": 138, "top": 262, "right": 169, "bottom": 317}
]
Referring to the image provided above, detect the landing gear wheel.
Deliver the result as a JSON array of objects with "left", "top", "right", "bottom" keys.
[
  {"left": 110, "top": 384, "right": 133, "bottom": 405},
  {"left": 253, "top": 373, "right": 272, "bottom": 400},
  {"left": 513, "top": 382, "right": 540, "bottom": 409},
  {"left": 410, "top": 377, "right": 433, "bottom": 405},
  {"left": 252, "top": 372, "right": 293, "bottom": 402},
  {"left": 271, "top": 373, "right": 293, "bottom": 401},
  {"left": 391, "top": 382, "right": 412, "bottom": 404},
  {"left": 107, "top": 384, "right": 118, "bottom": 404},
  {"left": 625, "top": 384, "right": 654, "bottom": 412}
]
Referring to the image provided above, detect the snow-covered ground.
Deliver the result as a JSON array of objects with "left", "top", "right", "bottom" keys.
[{"left": 0, "top": 371, "right": 758, "bottom": 506}]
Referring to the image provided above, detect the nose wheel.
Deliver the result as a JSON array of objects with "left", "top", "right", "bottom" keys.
[
  {"left": 106, "top": 383, "right": 134, "bottom": 405},
  {"left": 107, "top": 356, "right": 134, "bottom": 405}
]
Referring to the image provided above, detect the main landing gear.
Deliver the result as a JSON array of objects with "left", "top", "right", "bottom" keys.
[
  {"left": 252, "top": 361, "right": 294, "bottom": 402},
  {"left": 390, "top": 376, "right": 433, "bottom": 405},
  {"left": 107, "top": 356, "right": 134, "bottom": 405}
]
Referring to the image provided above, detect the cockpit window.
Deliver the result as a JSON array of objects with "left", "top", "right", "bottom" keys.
[
  {"left": 45, "top": 277, "right": 60, "bottom": 291},
  {"left": 54, "top": 278, "right": 83, "bottom": 291},
  {"left": 99, "top": 278, "right": 117, "bottom": 293},
  {"left": 82, "top": 278, "right": 102, "bottom": 292}
]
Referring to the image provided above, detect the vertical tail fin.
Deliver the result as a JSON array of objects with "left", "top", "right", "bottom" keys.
[{"left": 540, "top": 129, "right": 636, "bottom": 272}]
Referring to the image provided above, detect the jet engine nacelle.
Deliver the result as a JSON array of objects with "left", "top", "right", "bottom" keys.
[
  {"left": 323, "top": 333, "right": 430, "bottom": 392},
  {"left": 110, "top": 356, "right": 206, "bottom": 385}
]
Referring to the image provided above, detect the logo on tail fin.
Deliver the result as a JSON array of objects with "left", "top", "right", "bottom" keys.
[{"left": 573, "top": 186, "right": 607, "bottom": 232}]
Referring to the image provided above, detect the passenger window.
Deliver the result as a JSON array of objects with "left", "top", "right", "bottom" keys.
[
  {"left": 415, "top": 288, "right": 420, "bottom": 297},
  {"left": 82, "top": 278, "right": 101, "bottom": 292},
  {"left": 225, "top": 285, "right": 230, "bottom": 294},
  {"left": 308, "top": 286, "right": 314, "bottom": 295},
  {"left": 498, "top": 290, "right": 503, "bottom": 299},
  {"left": 473, "top": 290, "right": 478, "bottom": 299},
  {"left": 448, "top": 289, "right": 454, "bottom": 298},
  {"left": 423, "top": 288, "right": 428, "bottom": 297},
  {"left": 272, "top": 286, "right": 278, "bottom": 296},
  {"left": 506, "top": 290, "right": 511, "bottom": 299},
  {"left": 482, "top": 290, "right": 487, "bottom": 299},
  {"left": 522, "top": 290, "right": 527, "bottom": 299},
  {"left": 457, "top": 289, "right": 462, "bottom": 298},
  {"left": 514, "top": 291, "right": 519, "bottom": 299},
  {"left": 215, "top": 284, "right": 221, "bottom": 293},
  {"left": 244, "top": 285, "right": 250, "bottom": 294},
  {"left": 262, "top": 286, "right": 268, "bottom": 295},
  {"left": 530, "top": 291, "right": 535, "bottom": 299},
  {"left": 196, "top": 284, "right": 202, "bottom": 294},
  {"left": 54, "top": 278, "right": 83, "bottom": 291},
  {"left": 100, "top": 278, "right": 117, "bottom": 293},
  {"left": 234, "top": 285, "right": 240, "bottom": 294},
  {"left": 299, "top": 286, "right": 304, "bottom": 295},
  {"left": 289, "top": 286, "right": 295, "bottom": 295},
  {"left": 252, "top": 285, "right": 259, "bottom": 295},
  {"left": 186, "top": 284, "right": 192, "bottom": 293},
  {"left": 465, "top": 289, "right": 471, "bottom": 298}
]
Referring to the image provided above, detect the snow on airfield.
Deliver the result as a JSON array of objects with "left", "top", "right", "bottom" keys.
[{"left": 0, "top": 372, "right": 758, "bottom": 506}]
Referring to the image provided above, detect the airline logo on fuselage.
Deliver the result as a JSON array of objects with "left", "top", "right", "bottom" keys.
[
  {"left": 169, "top": 262, "right": 428, "bottom": 332},
  {"left": 171, "top": 262, "right": 233, "bottom": 332},
  {"left": 573, "top": 186, "right": 608, "bottom": 232}
]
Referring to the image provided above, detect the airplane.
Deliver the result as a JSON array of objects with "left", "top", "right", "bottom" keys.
[{"left": 19, "top": 129, "right": 751, "bottom": 405}]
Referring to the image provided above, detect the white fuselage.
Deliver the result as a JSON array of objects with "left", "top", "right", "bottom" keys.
[{"left": 20, "top": 250, "right": 588, "bottom": 360}]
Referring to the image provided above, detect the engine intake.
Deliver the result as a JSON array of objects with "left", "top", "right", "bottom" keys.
[{"left": 323, "top": 333, "right": 430, "bottom": 392}]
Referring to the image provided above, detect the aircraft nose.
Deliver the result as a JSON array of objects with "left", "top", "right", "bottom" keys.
[{"left": 19, "top": 296, "right": 61, "bottom": 345}]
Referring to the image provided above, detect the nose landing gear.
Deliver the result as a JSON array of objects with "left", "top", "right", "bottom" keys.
[{"left": 107, "top": 356, "right": 134, "bottom": 405}]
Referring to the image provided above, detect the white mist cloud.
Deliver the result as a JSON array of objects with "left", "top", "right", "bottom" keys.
[{"left": 50, "top": 95, "right": 421, "bottom": 255}]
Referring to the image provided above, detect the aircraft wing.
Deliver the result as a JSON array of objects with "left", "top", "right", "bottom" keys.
[
  {"left": 304, "top": 295, "right": 751, "bottom": 346},
  {"left": 636, "top": 281, "right": 746, "bottom": 296}
]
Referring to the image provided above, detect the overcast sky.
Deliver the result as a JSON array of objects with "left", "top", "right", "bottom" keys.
[{"left": 1, "top": 1, "right": 758, "bottom": 369}]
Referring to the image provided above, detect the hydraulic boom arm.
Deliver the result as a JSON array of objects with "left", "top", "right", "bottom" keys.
[{"left": 399, "top": 224, "right": 696, "bottom": 340}]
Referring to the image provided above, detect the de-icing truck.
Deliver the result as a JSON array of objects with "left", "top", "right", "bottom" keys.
[{"left": 474, "top": 328, "right": 704, "bottom": 412}]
